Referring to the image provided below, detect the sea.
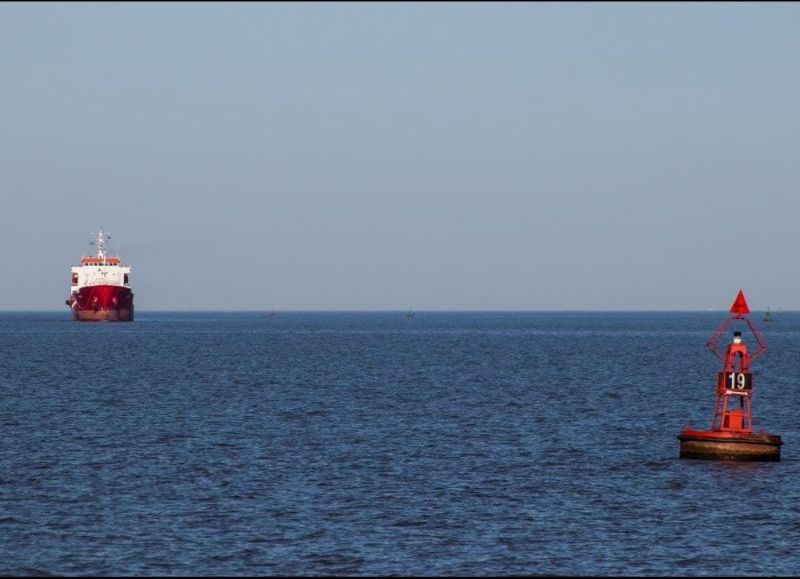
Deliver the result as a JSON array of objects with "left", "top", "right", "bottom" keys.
[{"left": 2, "top": 311, "right": 800, "bottom": 576}]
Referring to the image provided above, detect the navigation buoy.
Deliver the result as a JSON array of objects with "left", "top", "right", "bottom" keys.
[{"left": 678, "top": 290, "right": 783, "bottom": 461}]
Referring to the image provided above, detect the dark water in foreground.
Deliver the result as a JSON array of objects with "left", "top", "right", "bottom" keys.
[{"left": 2, "top": 311, "right": 800, "bottom": 576}]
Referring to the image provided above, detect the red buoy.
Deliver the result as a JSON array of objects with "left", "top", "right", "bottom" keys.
[{"left": 678, "top": 290, "right": 783, "bottom": 461}]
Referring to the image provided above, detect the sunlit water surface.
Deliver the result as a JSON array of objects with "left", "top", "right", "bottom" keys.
[{"left": 2, "top": 311, "right": 800, "bottom": 575}]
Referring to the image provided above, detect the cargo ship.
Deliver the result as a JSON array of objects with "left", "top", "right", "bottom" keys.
[{"left": 65, "top": 228, "right": 134, "bottom": 321}]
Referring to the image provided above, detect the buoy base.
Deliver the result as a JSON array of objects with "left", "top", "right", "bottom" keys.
[{"left": 678, "top": 428, "right": 782, "bottom": 461}]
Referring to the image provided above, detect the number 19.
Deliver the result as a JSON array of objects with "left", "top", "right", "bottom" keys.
[{"left": 727, "top": 372, "right": 746, "bottom": 390}]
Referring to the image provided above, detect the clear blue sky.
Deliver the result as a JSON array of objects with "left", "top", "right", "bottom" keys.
[{"left": 1, "top": 2, "right": 798, "bottom": 310}]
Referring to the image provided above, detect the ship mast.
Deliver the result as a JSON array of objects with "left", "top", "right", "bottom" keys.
[{"left": 90, "top": 228, "right": 112, "bottom": 262}]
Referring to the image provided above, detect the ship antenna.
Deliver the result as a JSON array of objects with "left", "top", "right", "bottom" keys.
[{"left": 91, "top": 228, "right": 111, "bottom": 261}]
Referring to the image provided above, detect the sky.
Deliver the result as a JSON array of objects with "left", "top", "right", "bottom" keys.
[{"left": 0, "top": 2, "right": 799, "bottom": 311}]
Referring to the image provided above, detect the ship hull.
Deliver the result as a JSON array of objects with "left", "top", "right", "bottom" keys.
[{"left": 68, "top": 285, "right": 134, "bottom": 322}]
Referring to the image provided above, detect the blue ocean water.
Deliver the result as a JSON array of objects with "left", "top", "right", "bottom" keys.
[{"left": 2, "top": 311, "right": 800, "bottom": 576}]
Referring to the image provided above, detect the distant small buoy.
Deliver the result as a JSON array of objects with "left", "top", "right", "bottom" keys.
[{"left": 678, "top": 290, "right": 782, "bottom": 461}]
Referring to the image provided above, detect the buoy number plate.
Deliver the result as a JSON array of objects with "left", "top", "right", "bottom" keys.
[{"left": 717, "top": 371, "right": 753, "bottom": 392}]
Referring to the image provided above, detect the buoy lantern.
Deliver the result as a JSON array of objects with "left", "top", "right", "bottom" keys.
[{"left": 678, "top": 290, "right": 783, "bottom": 461}]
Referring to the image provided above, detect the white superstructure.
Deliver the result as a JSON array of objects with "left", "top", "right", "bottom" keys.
[{"left": 69, "top": 228, "right": 132, "bottom": 293}]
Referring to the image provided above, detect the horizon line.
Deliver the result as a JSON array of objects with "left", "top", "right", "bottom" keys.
[{"left": 0, "top": 308, "right": 790, "bottom": 314}]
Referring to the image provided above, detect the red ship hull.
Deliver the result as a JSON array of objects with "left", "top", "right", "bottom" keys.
[{"left": 67, "top": 285, "right": 134, "bottom": 322}]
